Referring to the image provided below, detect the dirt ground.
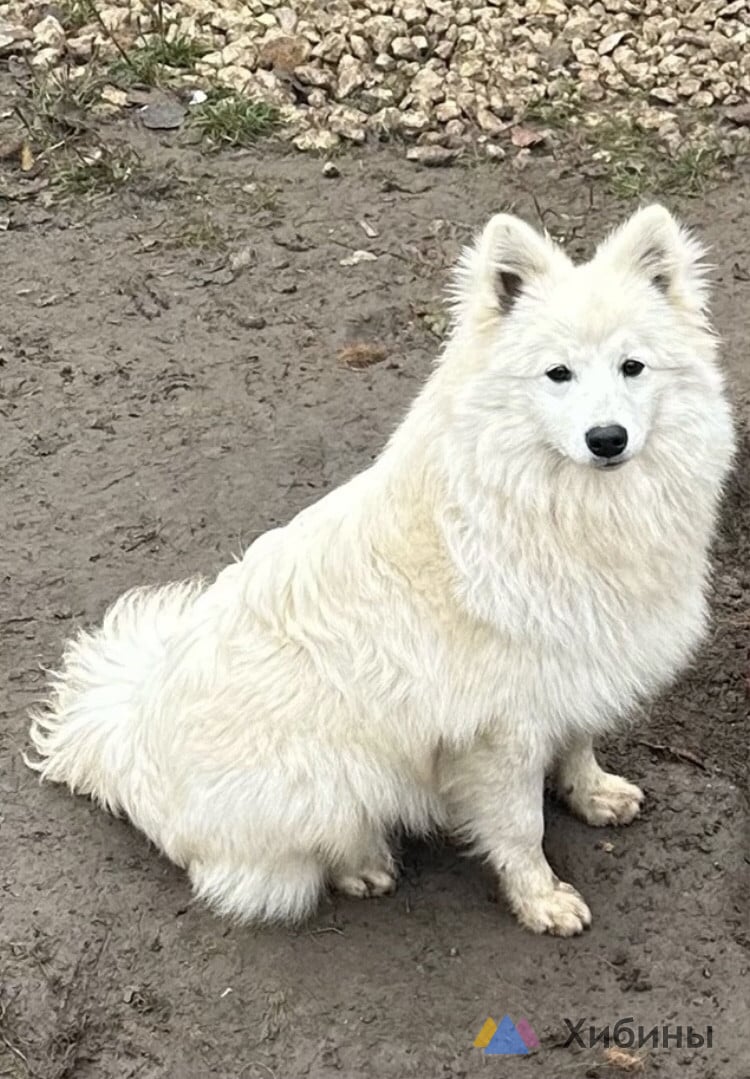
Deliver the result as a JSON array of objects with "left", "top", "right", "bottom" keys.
[{"left": 1, "top": 117, "right": 748, "bottom": 1079}]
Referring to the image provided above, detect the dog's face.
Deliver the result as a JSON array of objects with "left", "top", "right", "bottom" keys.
[
  {"left": 520, "top": 310, "right": 660, "bottom": 471},
  {"left": 452, "top": 205, "right": 726, "bottom": 479}
]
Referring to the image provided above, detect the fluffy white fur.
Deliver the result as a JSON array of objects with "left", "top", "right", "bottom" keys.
[{"left": 27, "top": 205, "right": 735, "bottom": 936}]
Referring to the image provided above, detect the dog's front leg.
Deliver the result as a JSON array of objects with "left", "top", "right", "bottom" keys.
[
  {"left": 556, "top": 736, "right": 644, "bottom": 826},
  {"left": 441, "top": 735, "right": 591, "bottom": 936}
]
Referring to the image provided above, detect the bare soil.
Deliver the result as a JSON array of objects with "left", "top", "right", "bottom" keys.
[{"left": 1, "top": 118, "right": 748, "bottom": 1079}]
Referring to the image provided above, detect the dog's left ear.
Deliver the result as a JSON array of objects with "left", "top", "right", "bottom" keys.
[{"left": 597, "top": 204, "right": 709, "bottom": 312}]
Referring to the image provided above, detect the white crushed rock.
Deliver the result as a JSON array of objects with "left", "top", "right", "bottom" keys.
[{"left": 1, "top": 0, "right": 749, "bottom": 155}]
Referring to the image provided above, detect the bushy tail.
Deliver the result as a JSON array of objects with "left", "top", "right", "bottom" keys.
[{"left": 26, "top": 580, "right": 204, "bottom": 820}]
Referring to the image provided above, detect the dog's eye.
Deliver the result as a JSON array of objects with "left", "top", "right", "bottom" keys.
[
  {"left": 621, "top": 359, "right": 644, "bottom": 378},
  {"left": 546, "top": 365, "right": 572, "bottom": 383}
]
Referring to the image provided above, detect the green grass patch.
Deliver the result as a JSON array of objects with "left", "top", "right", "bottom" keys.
[
  {"left": 57, "top": 0, "right": 98, "bottom": 32},
  {"left": 190, "top": 91, "right": 280, "bottom": 148},
  {"left": 585, "top": 116, "right": 725, "bottom": 199},
  {"left": 524, "top": 87, "right": 581, "bottom": 129},
  {"left": 109, "top": 34, "right": 206, "bottom": 85},
  {"left": 16, "top": 67, "right": 141, "bottom": 198},
  {"left": 18, "top": 64, "right": 104, "bottom": 148},
  {"left": 52, "top": 144, "right": 141, "bottom": 196}
]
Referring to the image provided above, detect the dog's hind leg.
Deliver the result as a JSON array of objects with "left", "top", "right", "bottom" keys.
[
  {"left": 555, "top": 736, "right": 644, "bottom": 827},
  {"left": 189, "top": 854, "right": 326, "bottom": 924},
  {"left": 329, "top": 829, "right": 398, "bottom": 899}
]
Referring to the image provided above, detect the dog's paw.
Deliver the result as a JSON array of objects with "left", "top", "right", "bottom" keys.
[
  {"left": 567, "top": 772, "right": 644, "bottom": 827},
  {"left": 513, "top": 880, "right": 592, "bottom": 937},
  {"left": 333, "top": 867, "right": 397, "bottom": 899}
]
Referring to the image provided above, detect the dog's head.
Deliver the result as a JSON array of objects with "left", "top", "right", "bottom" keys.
[{"left": 448, "top": 205, "right": 730, "bottom": 481}]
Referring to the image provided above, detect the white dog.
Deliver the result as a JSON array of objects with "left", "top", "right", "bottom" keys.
[{"left": 27, "top": 205, "right": 734, "bottom": 936}]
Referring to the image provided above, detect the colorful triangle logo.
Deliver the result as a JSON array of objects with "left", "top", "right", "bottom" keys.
[
  {"left": 474, "top": 1015, "right": 539, "bottom": 1055},
  {"left": 485, "top": 1015, "right": 530, "bottom": 1055}
]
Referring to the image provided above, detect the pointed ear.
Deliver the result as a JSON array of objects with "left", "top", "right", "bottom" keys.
[
  {"left": 453, "top": 213, "right": 568, "bottom": 322},
  {"left": 478, "top": 214, "right": 564, "bottom": 313},
  {"left": 597, "top": 204, "right": 709, "bottom": 312}
]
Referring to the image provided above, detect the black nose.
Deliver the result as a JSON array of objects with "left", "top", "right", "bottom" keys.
[{"left": 585, "top": 424, "right": 628, "bottom": 459}]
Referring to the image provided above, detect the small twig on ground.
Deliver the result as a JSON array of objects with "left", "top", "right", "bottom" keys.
[
  {"left": 637, "top": 740, "right": 707, "bottom": 770},
  {"left": 87, "top": 4, "right": 135, "bottom": 72}
]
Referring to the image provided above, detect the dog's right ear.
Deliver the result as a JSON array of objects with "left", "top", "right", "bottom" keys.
[
  {"left": 480, "top": 215, "right": 560, "bottom": 313},
  {"left": 453, "top": 214, "right": 565, "bottom": 324}
]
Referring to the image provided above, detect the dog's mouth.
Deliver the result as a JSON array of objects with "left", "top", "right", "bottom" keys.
[{"left": 591, "top": 456, "right": 629, "bottom": 471}]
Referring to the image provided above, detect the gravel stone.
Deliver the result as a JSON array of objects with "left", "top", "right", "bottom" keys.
[
  {"left": 337, "top": 53, "right": 367, "bottom": 98},
  {"left": 406, "top": 143, "right": 461, "bottom": 164},
  {"left": 2, "top": 0, "right": 746, "bottom": 158}
]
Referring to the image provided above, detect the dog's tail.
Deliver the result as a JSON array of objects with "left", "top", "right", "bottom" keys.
[{"left": 26, "top": 580, "right": 204, "bottom": 826}]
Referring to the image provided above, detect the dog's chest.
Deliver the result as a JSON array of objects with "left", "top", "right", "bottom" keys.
[{"left": 444, "top": 547, "right": 708, "bottom": 736}]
